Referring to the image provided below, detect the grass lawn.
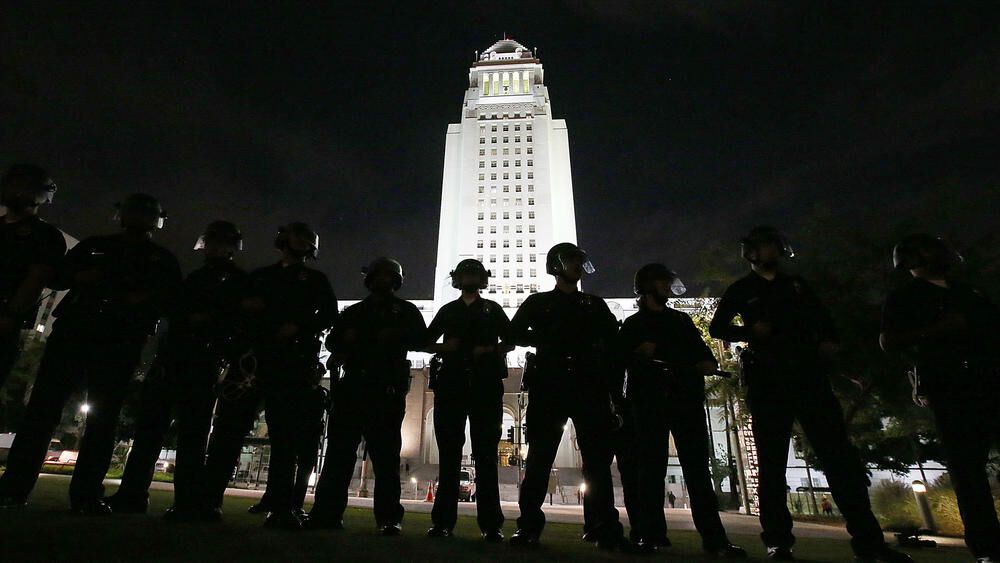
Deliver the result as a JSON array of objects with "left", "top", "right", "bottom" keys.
[{"left": 0, "top": 476, "right": 968, "bottom": 562}]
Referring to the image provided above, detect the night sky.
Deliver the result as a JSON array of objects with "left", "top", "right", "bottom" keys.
[{"left": 2, "top": 2, "right": 997, "bottom": 299}]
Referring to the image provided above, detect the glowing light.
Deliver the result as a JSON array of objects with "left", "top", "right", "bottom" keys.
[
  {"left": 579, "top": 482, "right": 587, "bottom": 494},
  {"left": 308, "top": 472, "right": 318, "bottom": 487},
  {"left": 35, "top": 324, "right": 46, "bottom": 333},
  {"left": 912, "top": 481, "right": 927, "bottom": 494},
  {"left": 80, "top": 404, "right": 91, "bottom": 414}
]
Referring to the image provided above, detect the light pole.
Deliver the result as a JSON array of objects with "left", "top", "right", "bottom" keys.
[
  {"left": 411, "top": 477, "right": 418, "bottom": 500},
  {"left": 911, "top": 480, "right": 937, "bottom": 533}
]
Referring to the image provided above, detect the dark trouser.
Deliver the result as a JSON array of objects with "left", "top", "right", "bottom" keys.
[
  {"left": 430, "top": 377, "right": 504, "bottom": 532},
  {"left": 0, "top": 322, "right": 146, "bottom": 505},
  {"left": 631, "top": 389, "right": 730, "bottom": 549},
  {"left": 0, "top": 329, "right": 21, "bottom": 390},
  {"left": 200, "top": 387, "right": 262, "bottom": 509},
  {"left": 115, "top": 356, "right": 218, "bottom": 509},
  {"left": 583, "top": 401, "right": 641, "bottom": 541},
  {"left": 746, "top": 371, "right": 884, "bottom": 556},
  {"left": 517, "top": 379, "right": 622, "bottom": 540},
  {"left": 928, "top": 383, "right": 1000, "bottom": 558},
  {"left": 313, "top": 378, "right": 406, "bottom": 526}
]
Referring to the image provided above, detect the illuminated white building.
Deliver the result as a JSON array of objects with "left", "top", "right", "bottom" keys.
[{"left": 432, "top": 38, "right": 578, "bottom": 310}]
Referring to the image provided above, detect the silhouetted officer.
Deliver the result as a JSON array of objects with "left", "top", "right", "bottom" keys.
[
  {"left": 424, "top": 259, "right": 510, "bottom": 541},
  {"left": 507, "top": 243, "right": 626, "bottom": 550},
  {"left": 310, "top": 257, "right": 426, "bottom": 535},
  {"left": 200, "top": 223, "right": 336, "bottom": 528},
  {"left": 709, "top": 226, "right": 911, "bottom": 563},
  {"left": 0, "top": 164, "right": 65, "bottom": 390},
  {"left": 105, "top": 221, "right": 249, "bottom": 520},
  {"left": 620, "top": 263, "right": 745, "bottom": 557},
  {"left": 881, "top": 234, "right": 1000, "bottom": 562},
  {"left": 0, "top": 194, "right": 181, "bottom": 513}
]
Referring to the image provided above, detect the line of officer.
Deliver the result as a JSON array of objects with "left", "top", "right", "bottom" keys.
[
  {"left": 506, "top": 242, "right": 627, "bottom": 550},
  {"left": 0, "top": 194, "right": 182, "bottom": 513},
  {"left": 423, "top": 259, "right": 510, "bottom": 541},
  {"left": 104, "top": 221, "right": 250, "bottom": 520},
  {"left": 881, "top": 234, "right": 1000, "bottom": 563},
  {"left": 0, "top": 164, "right": 65, "bottom": 391},
  {"left": 709, "top": 226, "right": 911, "bottom": 562},
  {"left": 309, "top": 258, "right": 426, "bottom": 535},
  {"left": 619, "top": 263, "right": 746, "bottom": 557}
]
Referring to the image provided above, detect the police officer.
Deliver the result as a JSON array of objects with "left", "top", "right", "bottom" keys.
[
  {"left": 423, "top": 259, "right": 510, "bottom": 541},
  {"left": 709, "top": 226, "right": 911, "bottom": 562},
  {"left": 105, "top": 221, "right": 249, "bottom": 520},
  {"left": 0, "top": 194, "right": 182, "bottom": 513},
  {"left": 881, "top": 234, "right": 1000, "bottom": 563},
  {"left": 619, "top": 263, "right": 746, "bottom": 557},
  {"left": 246, "top": 222, "right": 338, "bottom": 530},
  {"left": 0, "top": 164, "right": 65, "bottom": 390},
  {"left": 507, "top": 242, "right": 626, "bottom": 549},
  {"left": 309, "top": 257, "right": 426, "bottom": 535}
]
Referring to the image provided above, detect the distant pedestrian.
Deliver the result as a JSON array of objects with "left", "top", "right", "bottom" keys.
[{"left": 821, "top": 496, "right": 833, "bottom": 516}]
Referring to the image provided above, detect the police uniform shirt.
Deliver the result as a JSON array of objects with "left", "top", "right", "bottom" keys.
[
  {"left": 331, "top": 294, "right": 426, "bottom": 373},
  {"left": 709, "top": 271, "right": 837, "bottom": 356},
  {"left": 165, "top": 260, "right": 251, "bottom": 353},
  {"left": 52, "top": 233, "right": 182, "bottom": 335},
  {"left": 426, "top": 295, "right": 510, "bottom": 377},
  {"left": 245, "top": 261, "right": 338, "bottom": 347},
  {"left": 507, "top": 288, "right": 618, "bottom": 364},
  {"left": 881, "top": 277, "right": 999, "bottom": 375},
  {"left": 618, "top": 306, "right": 716, "bottom": 394},
  {"left": 0, "top": 214, "right": 67, "bottom": 319}
]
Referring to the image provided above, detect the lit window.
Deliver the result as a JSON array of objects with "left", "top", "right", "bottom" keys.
[
  {"left": 479, "top": 149, "right": 485, "bottom": 156},
  {"left": 490, "top": 226, "right": 497, "bottom": 233},
  {"left": 528, "top": 225, "right": 535, "bottom": 233},
  {"left": 479, "top": 161, "right": 485, "bottom": 168},
  {"left": 503, "top": 240, "right": 510, "bottom": 248},
  {"left": 529, "top": 239, "right": 536, "bottom": 248},
  {"left": 477, "top": 213, "right": 484, "bottom": 220},
  {"left": 528, "top": 211, "right": 535, "bottom": 219},
  {"left": 516, "top": 240, "right": 523, "bottom": 247},
  {"left": 491, "top": 125, "right": 497, "bottom": 132},
  {"left": 503, "top": 160, "right": 509, "bottom": 167},
  {"left": 477, "top": 226, "right": 484, "bottom": 234},
  {"left": 477, "top": 240, "right": 484, "bottom": 248},
  {"left": 528, "top": 198, "right": 534, "bottom": 205},
  {"left": 529, "top": 255, "right": 537, "bottom": 262},
  {"left": 478, "top": 173, "right": 485, "bottom": 180},
  {"left": 490, "top": 241, "right": 497, "bottom": 248}
]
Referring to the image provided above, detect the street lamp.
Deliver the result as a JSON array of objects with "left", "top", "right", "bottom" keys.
[{"left": 911, "top": 480, "right": 937, "bottom": 533}]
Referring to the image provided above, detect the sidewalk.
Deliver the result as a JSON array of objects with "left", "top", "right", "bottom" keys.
[{"left": 128, "top": 476, "right": 965, "bottom": 548}]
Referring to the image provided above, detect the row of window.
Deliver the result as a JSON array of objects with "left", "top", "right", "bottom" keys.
[
  {"left": 478, "top": 111, "right": 531, "bottom": 120},
  {"left": 481, "top": 123, "right": 532, "bottom": 133},
  {"left": 478, "top": 172, "right": 534, "bottom": 181},
  {"left": 477, "top": 211, "right": 536, "bottom": 220},
  {"left": 477, "top": 225, "right": 535, "bottom": 234},
  {"left": 478, "top": 185, "right": 534, "bottom": 194},
  {"left": 480, "top": 136, "right": 533, "bottom": 144},
  {"left": 480, "top": 147, "right": 533, "bottom": 156},
  {"left": 481, "top": 70, "right": 532, "bottom": 96},
  {"left": 477, "top": 198, "right": 535, "bottom": 207},
  {"left": 478, "top": 159, "right": 534, "bottom": 168},
  {"left": 477, "top": 254, "right": 537, "bottom": 265},
  {"left": 476, "top": 240, "right": 537, "bottom": 249}
]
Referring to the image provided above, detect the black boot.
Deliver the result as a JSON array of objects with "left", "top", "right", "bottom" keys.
[
  {"left": 103, "top": 492, "right": 148, "bottom": 514},
  {"left": 510, "top": 528, "right": 540, "bottom": 547},
  {"left": 70, "top": 498, "right": 113, "bottom": 515},
  {"left": 767, "top": 546, "right": 795, "bottom": 560},
  {"left": 426, "top": 526, "right": 452, "bottom": 538},
  {"left": 378, "top": 523, "right": 402, "bottom": 536},
  {"left": 263, "top": 510, "right": 304, "bottom": 530}
]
